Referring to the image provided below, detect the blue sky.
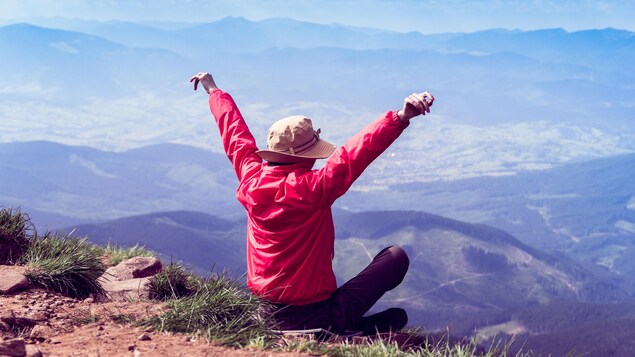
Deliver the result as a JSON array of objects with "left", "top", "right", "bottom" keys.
[{"left": 1, "top": 0, "right": 634, "bottom": 33}]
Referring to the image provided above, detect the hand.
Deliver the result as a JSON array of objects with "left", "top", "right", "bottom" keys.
[
  {"left": 190, "top": 72, "right": 218, "bottom": 94},
  {"left": 397, "top": 92, "right": 434, "bottom": 122}
]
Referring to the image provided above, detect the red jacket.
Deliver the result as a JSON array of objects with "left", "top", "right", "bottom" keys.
[{"left": 209, "top": 89, "right": 409, "bottom": 305}]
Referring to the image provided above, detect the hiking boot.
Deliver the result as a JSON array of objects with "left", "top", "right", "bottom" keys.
[{"left": 352, "top": 307, "right": 408, "bottom": 335}]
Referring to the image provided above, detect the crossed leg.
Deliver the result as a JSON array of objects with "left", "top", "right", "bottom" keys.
[
  {"left": 270, "top": 245, "right": 410, "bottom": 335},
  {"left": 329, "top": 245, "right": 410, "bottom": 334}
]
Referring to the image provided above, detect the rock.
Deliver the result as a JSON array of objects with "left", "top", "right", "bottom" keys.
[
  {"left": 0, "top": 310, "right": 16, "bottom": 324},
  {"left": 0, "top": 332, "right": 13, "bottom": 342},
  {"left": 0, "top": 270, "right": 30, "bottom": 295},
  {"left": 83, "top": 297, "right": 94, "bottom": 304},
  {"left": 0, "top": 338, "right": 26, "bottom": 356},
  {"left": 103, "top": 257, "right": 162, "bottom": 282},
  {"left": 25, "top": 311, "right": 49, "bottom": 322},
  {"left": 101, "top": 278, "right": 152, "bottom": 301},
  {"left": 29, "top": 325, "right": 54, "bottom": 341},
  {"left": 137, "top": 333, "right": 151, "bottom": 341},
  {"left": 55, "top": 313, "right": 69, "bottom": 319},
  {"left": 25, "top": 345, "right": 42, "bottom": 357}
]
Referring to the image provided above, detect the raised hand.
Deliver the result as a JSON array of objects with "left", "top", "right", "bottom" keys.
[
  {"left": 397, "top": 92, "right": 434, "bottom": 122},
  {"left": 190, "top": 72, "right": 218, "bottom": 94}
]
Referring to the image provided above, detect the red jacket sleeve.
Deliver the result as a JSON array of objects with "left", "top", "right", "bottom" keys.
[
  {"left": 208, "top": 89, "right": 262, "bottom": 181},
  {"left": 313, "top": 111, "right": 409, "bottom": 205}
]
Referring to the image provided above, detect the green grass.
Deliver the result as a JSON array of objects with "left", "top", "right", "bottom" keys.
[
  {"left": 277, "top": 333, "right": 529, "bottom": 357},
  {"left": 144, "top": 273, "right": 276, "bottom": 347},
  {"left": 280, "top": 338, "right": 424, "bottom": 357},
  {"left": 148, "top": 262, "right": 194, "bottom": 301},
  {"left": 0, "top": 207, "right": 33, "bottom": 264},
  {"left": 21, "top": 231, "right": 106, "bottom": 299},
  {"left": 110, "top": 314, "right": 137, "bottom": 324},
  {"left": 99, "top": 243, "right": 154, "bottom": 266},
  {"left": 72, "top": 313, "right": 100, "bottom": 325},
  {"left": 142, "top": 271, "right": 523, "bottom": 356}
]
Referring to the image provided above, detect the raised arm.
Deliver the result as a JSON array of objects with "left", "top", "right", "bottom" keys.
[
  {"left": 191, "top": 72, "right": 261, "bottom": 181},
  {"left": 314, "top": 91, "right": 434, "bottom": 205}
]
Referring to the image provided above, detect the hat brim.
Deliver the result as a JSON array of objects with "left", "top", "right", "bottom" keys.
[{"left": 256, "top": 139, "right": 337, "bottom": 164}]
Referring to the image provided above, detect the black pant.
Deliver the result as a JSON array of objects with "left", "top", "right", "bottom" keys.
[{"left": 271, "top": 245, "right": 410, "bottom": 334}]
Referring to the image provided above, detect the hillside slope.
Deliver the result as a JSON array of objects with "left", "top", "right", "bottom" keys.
[
  {"left": 0, "top": 141, "right": 240, "bottom": 225},
  {"left": 63, "top": 209, "right": 628, "bottom": 336},
  {"left": 342, "top": 153, "right": 635, "bottom": 294}
]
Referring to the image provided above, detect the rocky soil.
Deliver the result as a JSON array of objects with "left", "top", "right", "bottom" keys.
[{"left": 0, "top": 261, "right": 309, "bottom": 357}]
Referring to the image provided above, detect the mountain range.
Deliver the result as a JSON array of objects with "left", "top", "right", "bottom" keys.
[
  {"left": 2, "top": 140, "right": 634, "bottom": 296},
  {"left": 0, "top": 141, "right": 239, "bottom": 225},
  {"left": 341, "top": 152, "right": 635, "bottom": 294},
  {"left": 1, "top": 17, "right": 633, "bottom": 149}
]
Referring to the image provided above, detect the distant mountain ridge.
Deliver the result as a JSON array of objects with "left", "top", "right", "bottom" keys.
[
  {"left": 67, "top": 210, "right": 245, "bottom": 275},
  {"left": 446, "top": 27, "right": 635, "bottom": 65},
  {"left": 0, "top": 23, "right": 186, "bottom": 101},
  {"left": 1, "top": 17, "right": 633, "bottom": 129},
  {"left": 340, "top": 152, "right": 635, "bottom": 294},
  {"left": 3, "top": 140, "right": 634, "bottom": 297},
  {"left": 0, "top": 141, "right": 240, "bottom": 225}
]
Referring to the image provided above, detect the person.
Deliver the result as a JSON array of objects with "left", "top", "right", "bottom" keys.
[{"left": 190, "top": 71, "right": 434, "bottom": 335}]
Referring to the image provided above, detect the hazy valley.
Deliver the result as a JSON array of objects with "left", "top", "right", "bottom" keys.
[{"left": 1, "top": 18, "right": 634, "bottom": 181}]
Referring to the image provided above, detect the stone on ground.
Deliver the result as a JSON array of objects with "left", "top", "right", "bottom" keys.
[
  {"left": 0, "top": 338, "right": 26, "bottom": 357},
  {"left": 103, "top": 257, "right": 162, "bottom": 281},
  {"left": 25, "top": 345, "right": 42, "bottom": 357},
  {"left": 99, "top": 257, "right": 162, "bottom": 301},
  {"left": 29, "top": 325, "right": 55, "bottom": 341},
  {"left": 0, "top": 267, "right": 30, "bottom": 294},
  {"left": 100, "top": 277, "right": 152, "bottom": 301}
]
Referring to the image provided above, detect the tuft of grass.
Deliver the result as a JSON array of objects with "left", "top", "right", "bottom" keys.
[
  {"left": 110, "top": 314, "right": 137, "bottom": 324},
  {"left": 143, "top": 273, "right": 276, "bottom": 347},
  {"left": 99, "top": 243, "right": 154, "bottom": 266},
  {"left": 281, "top": 338, "right": 409, "bottom": 357},
  {"left": 22, "top": 232, "right": 106, "bottom": 299},
  {"left": 279, "top": 334, "right": 529, "bottom": 357},
  {"left": 148, "top": 262, "right": 194, "bottom": 301},
  {"left": 72, "top": 313, "right": 100, "bottom": 325},
  {"left": 0, "top": 207, "right": 33, "bottom": 264}
]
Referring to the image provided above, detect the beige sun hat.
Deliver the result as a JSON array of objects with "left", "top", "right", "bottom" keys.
[{"left": 256, "top": 115, "right": 337, "bottom": 163}]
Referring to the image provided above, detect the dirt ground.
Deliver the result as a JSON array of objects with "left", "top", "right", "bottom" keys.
[{"left": 0, "top": 268, "right": 313, "bottom": 357}]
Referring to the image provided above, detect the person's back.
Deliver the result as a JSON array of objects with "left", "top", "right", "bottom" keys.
[
  {"left": 239, "top": 161, "right": 338, "bottom": 306},
  {"left": 190, "top": 71, "right": 434, "bottom": 334}
]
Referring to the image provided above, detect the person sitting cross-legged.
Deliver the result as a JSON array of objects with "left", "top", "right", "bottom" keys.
[{"left": 190, "top": 71, "right": 434, "bottom": 335}]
